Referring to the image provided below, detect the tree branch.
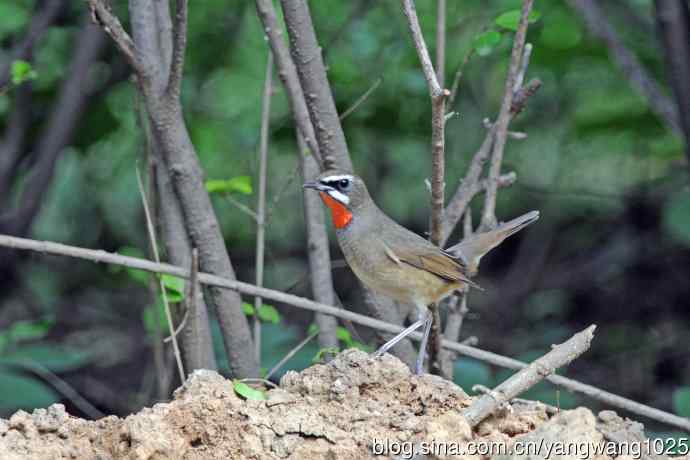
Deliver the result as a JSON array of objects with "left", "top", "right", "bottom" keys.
[
  {"left": 136, "top": 166, "right": 186, "bottom": 382},
  {"left": 95, "top": 0, "right": 259, "bottom": 378},
  {"left": 435, "top": 0, "right": 446, "bottom": 88},
  {"left": 463, "top": 325, "right": 596, "bottom": 427},
  {"left": 2, "top": 233, "right": 690, "bottom": 432},
  {"left": 568, "top": 0, "right": 681, "bottom": 136},
  {"left": 280, "top": 0, "right": 353, "bottom": 172},
  {"left": 167, "top": 0, "right": 188, "bottom": 98},
  {"left": 480, "top": 0, "right": 533, "bottom": 230},
  {"left": 298, "top": 134, "right": 339, "bottom": 350},
  {"left": 254, "top": 0, "right": 323, "bottom": 168},
  {"left": 87, "top": 0, "right": 142, "bottom": 75},
  {"left": 654, "top": 0, "right": 690, "bottom": 179},
  {"left": 253, "top": 53, "right": 273, "bottom": 363}
]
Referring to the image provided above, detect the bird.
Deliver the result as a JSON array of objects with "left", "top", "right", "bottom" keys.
[{"left": 303, "top": 170, "right": 539, "bottom": 374}]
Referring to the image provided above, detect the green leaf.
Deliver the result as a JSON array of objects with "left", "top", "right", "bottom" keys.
[
  {"left": 495, "top": 9, "right": 541, "bottom": 31},
  {"left": 673, "top": 387, "right": 690, "bottom": 417},
  {"left": 472, "top": 30, "right": 501, "bottom": 56},
  {"left": 258, "top": 304, "right": 280, "bottom": 324},
  {"left": 0, "top": 369, "right": 59, "bottom": 411},
  {"left": 336, "top": 326, "right": 354, "bottom": 347},
  {"left": 242, "top": 302, "right": 255, "bottom": 316},
  {"left": 11, "top": 60, "right": 37, "bottom": 85},
  {"left": 205, "top": 176, "right": 253, "bottom": 195},
  {"left": 312, "top": 347, "right": 339, "bottom": 363},
  {"left": 663, "top": 192, "right": 690, "bottom": 247},
  {"left": 232, "top": 380, "right": 266, "bottom": 400},
  {"left": 161, "top": 274, "right": 185, "bottom": 302}
]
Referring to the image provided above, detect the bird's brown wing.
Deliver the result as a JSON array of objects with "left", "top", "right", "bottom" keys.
[{"left": 382, "top": 241, "right": 480, "bottom": 289}]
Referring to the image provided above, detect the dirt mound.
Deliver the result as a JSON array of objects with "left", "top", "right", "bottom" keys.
[{"left": 0, "top": 349, "right": 676, "bottom": 459}]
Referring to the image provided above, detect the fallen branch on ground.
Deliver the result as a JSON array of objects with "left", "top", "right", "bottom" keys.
[
  {"left": 1, "top": 234, "right": 689, "bottom": 432},
  {"left": 463, "top": 325, "right": 596, "bottom": 427}
]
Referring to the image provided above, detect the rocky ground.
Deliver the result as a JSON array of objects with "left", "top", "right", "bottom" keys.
[{"left": 0, "top": 349, "right": 685, "bottom": 459}]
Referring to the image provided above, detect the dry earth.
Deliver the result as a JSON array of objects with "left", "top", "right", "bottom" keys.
[{"left": 0, "top": 349, "right": 685, "bottom": 459}]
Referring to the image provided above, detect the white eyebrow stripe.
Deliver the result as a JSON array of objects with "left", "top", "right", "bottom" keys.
[
  {"left": 320, "top": 174, "right": 353, "bottom": 183},
  {"left": 327, "top": 189, "right": 350, "bottom": 205}
]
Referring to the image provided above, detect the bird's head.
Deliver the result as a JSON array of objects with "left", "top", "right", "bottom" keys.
[{"left": 303, "top": 170, "right": 370, "bottom": 229}]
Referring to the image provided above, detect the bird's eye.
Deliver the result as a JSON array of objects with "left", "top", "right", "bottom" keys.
[{"left": 338, "top": 178, "right": 351, "bottom": 190}]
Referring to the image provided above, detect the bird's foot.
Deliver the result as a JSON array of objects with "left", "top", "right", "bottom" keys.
[{"left": 371, "top": 319, "right": 426, "bottom": 359}]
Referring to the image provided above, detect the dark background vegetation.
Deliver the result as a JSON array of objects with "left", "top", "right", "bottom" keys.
[{"left": 1, "top": 0, "right": 689, "bottom": 438}]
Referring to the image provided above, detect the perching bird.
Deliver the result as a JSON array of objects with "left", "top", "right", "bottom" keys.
[{"left": 303, "top": 170, "right": 539, "bottom": 373}]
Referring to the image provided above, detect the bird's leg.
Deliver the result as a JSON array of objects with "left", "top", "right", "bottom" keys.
[
  {"left": 415, "top": 310, "right": 433, "bottom": 375},
  {"left": 373, "top": 319, "right": 426, "bottom": 358}
]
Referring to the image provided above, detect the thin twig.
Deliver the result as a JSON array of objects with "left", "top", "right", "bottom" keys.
[
  {"left": 87, "top": 0, "right": 142, "bottom": 75},
  {"left": 281, "top": 0, "right": 354, "bottom": 170},
  {"left": 254, "top": 53, "right": 273, "bottom": 364},
  {"left": 463, "top": 325, "right": 596, "bottom": 427},
  {"left": 339, "top": 76, "right": 383, "bottom": 121},
  {"left": 136, "top": 166, "right": 186, "bottom": 382},
  {"left": 222, "top": 195, "right": 258, "bottom": 221},
  {"left": 3, "top": 234, "right": 690, "bottom": 432},
  {"left": 239, "top": 377, "right": 279, "bottom": 389},
  {"left": 480, "top": 0, "right": 533, "bottom": 231},
  {"left": 6, "top": 360, "right": 105, "bottom": 420},
  {"left": 435, "top": 0, "right": 446, "bottom": 88},
  {"left": 513, "top": 43, "right": 532, "bottom": 93},
  {"left": 163, "top": 309, "right": 188, "bottom": 344},
  {"left": 568, "top": 0, "right": 681, "bottom": 135},
  {"left": 265, "top": 328, "right": 319, "bottom": 380},
  {"left": 447, "top": 49, "right": 474, "bottom": 110}
]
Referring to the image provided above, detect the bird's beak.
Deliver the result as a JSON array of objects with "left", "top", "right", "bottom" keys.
[{"left": 303, "top": 181, "right": 332, "bottom": 192}]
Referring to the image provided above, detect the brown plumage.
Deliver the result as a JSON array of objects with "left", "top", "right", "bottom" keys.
[{"left": 304, "top": 170, "right": 539, "bottom": 372}]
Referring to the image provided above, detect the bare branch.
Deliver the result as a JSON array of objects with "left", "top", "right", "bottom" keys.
[
  {"left": 568, "top": 0, "right": 681, "bottom": 136},
  {"left": 654, "top": 0, "right": 690, "bottom": 179},
  {"left": 265, "top": 328, "right": 319, "bottom": 380},
  {"left": 400, "top": 0, "right": 443, "bottom": 97},
  {"left": 136, "top": 166, "right": 186, "bottom": 381},
  {"left": 512, "top": 43, "right": 533, "bottom": 94},
  {"left": 87, "top": 0, "right": 141, "bottom": 75},
  {"left": 254, "top": 53, "right": 273, "bottom": 363},
  {"left": 480, "top": 0, "right": 534, "bottom": 230},
  {"left": 254, "top": 0, "right": 323, "bottom": 168},
  {"left": 280, "top": 0, "right": 353, "bottom": 171},
  {"left": 299, "top": 134, "right": 339, "bottom": 350},
  {"left": 8, "top": 360, "right": 105, "bottom": 420},
  {"left": 2, "top": 234, "right": 690, "bottom": 432},
  {"left": 339, "top": 76, "right": 383, "bottom": 121},
  {"left": 511, "top": 78, "right": 542, "bottom": 116},
  {"left": 447, "top": 49, "right": 474, "bottom": 110},
  {"left": 435, "top": 0, "right": 446, "bottom": 88},
  {"left": 167, "top": 0, "right": 188, "bottom": 97},
  {"left": 464, "top": 325, "right": 596, "bottom": 427}
]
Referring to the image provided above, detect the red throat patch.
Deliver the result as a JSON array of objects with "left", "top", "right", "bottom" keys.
[{"left": 319, "top": 192, "right": 353, "bottom": 229}]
